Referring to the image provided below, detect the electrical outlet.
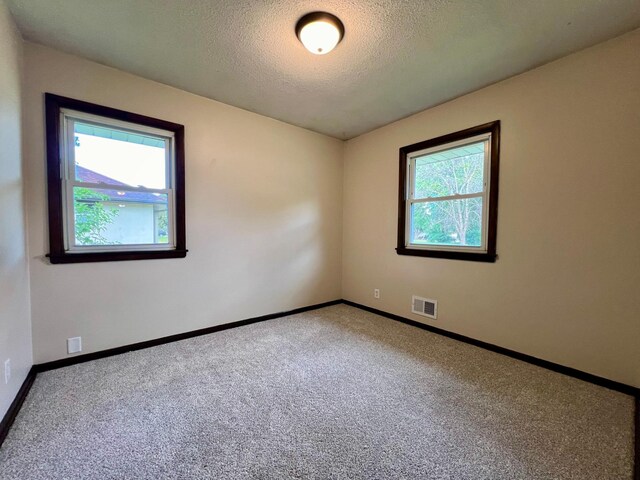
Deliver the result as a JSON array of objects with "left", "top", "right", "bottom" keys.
[
  {"left": 374, "top": 288, "right": 380, "bottom": 299},
  {"left": 67, "top": 337, "right": 82, "bottom": 354},
  {"left": 4, "top": 359, "right": 10, "bottom": 384}
]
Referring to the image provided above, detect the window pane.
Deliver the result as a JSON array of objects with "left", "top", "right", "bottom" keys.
[
  {"left": 410, "top": 197, "right": 483, "bottom": 247},
  {"left": 413, "top": 141, "right": 485, "bottom": 199},
  {"left": 73, "top": 187, "right": 169, "bottom": 246},
  {"left": 74, "top": 122, "right": 167, "bottom": 189}
]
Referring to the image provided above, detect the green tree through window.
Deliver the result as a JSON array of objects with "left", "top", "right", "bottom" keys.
[
  {"left": 74, "top": 188, "right": 119, "bottom": 245},
  {"left": 412, "top": 153, "right": 483, "bottom": 246}
]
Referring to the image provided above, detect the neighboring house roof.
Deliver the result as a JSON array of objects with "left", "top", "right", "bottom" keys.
[{"left": 75, "top": 165, "right": 166, "bottom": 205}]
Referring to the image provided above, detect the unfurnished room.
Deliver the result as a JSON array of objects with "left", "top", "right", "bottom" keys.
[{"left": 0, "top": 1, "right": 638, "bottom": 479}]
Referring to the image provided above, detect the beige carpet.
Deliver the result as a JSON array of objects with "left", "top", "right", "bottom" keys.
[{"left": 0, "top": 304, "right": 634, "bottom": 479}]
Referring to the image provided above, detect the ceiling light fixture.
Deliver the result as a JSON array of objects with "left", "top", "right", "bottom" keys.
[{"left": 295, "top": 12, "right": 344, "bottom": 55}]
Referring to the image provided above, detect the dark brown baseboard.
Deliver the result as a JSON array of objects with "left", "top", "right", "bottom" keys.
[
  {"left": 34, "top": 299, "right": 342, "bottom": 373},
  {"left": 0, "top": 367, "right": 37, "bottom": 448},
  {"left": 0, "top": 299, "right": 340, "bottom": 449},
  {"left": 343, "top": 299, "right": 639, "bottom": 479},
  {"left": 1, "top": 298, "right": 637, "bottom": 478},
  {"left": 342, "top": 299, "right": 639, "bottom": 397}
]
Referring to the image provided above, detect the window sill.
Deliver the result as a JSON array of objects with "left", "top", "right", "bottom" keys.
[
  {"left": 47, "top": 249, "right": 188, "bottom": 264},
  {"left": 396, "top": 246, "right": 496, "bottom": 263}
]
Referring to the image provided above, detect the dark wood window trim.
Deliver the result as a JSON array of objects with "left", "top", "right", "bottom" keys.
[
  {"left": 45, "top": 93, "right": 187, "bottom": 264},
  {"left": 397, "top": 120, "right": 500, "bottom": 263}
]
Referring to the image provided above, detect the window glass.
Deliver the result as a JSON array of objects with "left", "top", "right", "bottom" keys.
[
  {"left": 413, "top": 142, "right": 485, "bottom": 199},
  {"left": 72, "top": 187, "right": 169, "bottom": 247},
  {"left": 410, "top": 198, "right": 483, "bottom": 247},
  {"left": 67, "top": 118, "right": 173, "bottom": 251},
  {"left": 73, "top": 122, "right": 167, "bottom": 189}
]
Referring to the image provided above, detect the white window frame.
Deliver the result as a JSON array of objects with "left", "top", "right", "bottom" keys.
[
  {"left": 405, "top": 132, "right": 492, "bottom": 253},
  {"left": 60, "top": 109, "right": 177, "bottom": 253}
]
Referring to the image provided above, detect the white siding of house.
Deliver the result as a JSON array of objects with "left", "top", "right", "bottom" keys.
[{"left": 102, "top": 202, "right": 155, "bottom": 245}]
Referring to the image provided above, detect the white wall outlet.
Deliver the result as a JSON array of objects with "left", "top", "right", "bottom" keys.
[
  {"left": 67, "top": 337, "right": 82, "bottom": 354},
  {"left": 374, "top": 288, "right": 380, "bottom": 299},
  {"left": 4, "top": 359, "right": 10, "bottom": 384}
]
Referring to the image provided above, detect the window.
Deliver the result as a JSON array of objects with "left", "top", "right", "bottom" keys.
[
  {"left": 397, "top": 121, "right": 500, "bottom": 262},
  {"left": 45, "top": 93, "right": 187, "bottom": 263}
]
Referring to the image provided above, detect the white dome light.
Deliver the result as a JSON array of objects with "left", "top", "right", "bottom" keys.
[{"left": 296, "top": 12, "right": 344, "bottom": 55}]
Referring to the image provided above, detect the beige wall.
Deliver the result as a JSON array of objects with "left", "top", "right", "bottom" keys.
[
  {"left": 23, "top": 43, "right": 343, "bottom": 364},
  {"left": 342, "top": 29, "right": 640, "bottom": 388},
  {"left": 0, "top": 0, "right": 32, "bottom": 418},
  {"left": 17, "top": 28, "right": 640, "bottom": 387}
]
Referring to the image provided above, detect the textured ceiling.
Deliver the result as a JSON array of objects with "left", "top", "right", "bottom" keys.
[{"left": 7, "top": 0, "right": 640, "bottom": 139}]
